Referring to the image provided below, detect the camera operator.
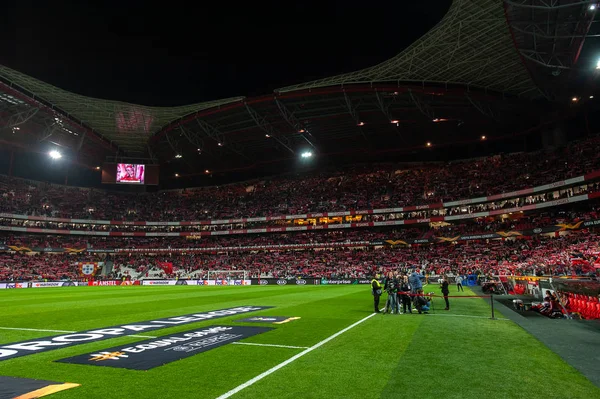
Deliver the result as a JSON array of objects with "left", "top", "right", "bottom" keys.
[{"left": 383, "top": 272, "right": 399, "bottom": 314}]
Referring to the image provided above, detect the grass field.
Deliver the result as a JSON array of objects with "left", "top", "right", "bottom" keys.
[{"left": 0, "top": 285, "right": 599, "bottom": 399}]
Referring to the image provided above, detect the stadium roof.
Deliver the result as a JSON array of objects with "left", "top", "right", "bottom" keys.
[{"left": 0, "top": 0, "right": 596, "bottom": 176}]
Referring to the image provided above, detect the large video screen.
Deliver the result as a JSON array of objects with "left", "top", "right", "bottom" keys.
[{"left": 116, "top": 163, "right": 145, "bottom": 184}]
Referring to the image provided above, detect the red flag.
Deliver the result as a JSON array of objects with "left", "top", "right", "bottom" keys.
[{"left": 157, "top": 262, "right": 173, "bottom": 274}]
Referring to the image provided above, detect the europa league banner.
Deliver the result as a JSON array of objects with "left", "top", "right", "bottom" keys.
[{"left": 57, "top": 325, "right": 273, "bottom": 370}]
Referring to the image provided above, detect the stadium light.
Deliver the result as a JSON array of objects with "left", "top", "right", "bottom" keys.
[
  {"left": 49, "top": 150, "right": 62, "bottom": 159},
  {"left": 590, "top": 4, "right": 597, "bottom": 11},
  {"left": 175, "top": 154, "right": 182, "bottom": 159},
  {"left": 301, "top": 151, "right": 313, "bottom": 158}
]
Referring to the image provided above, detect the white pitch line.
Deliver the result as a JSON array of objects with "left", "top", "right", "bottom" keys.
[
  {"left": 0, "top": 326, "right": 157, "bottom": 338},
  {"left": 231, "top": 342, "right": 309, "bottom": 349},
  {"left": 0, "top": 326, "right": 75, "bottom": 333},
  {"left": 215, "top": 311, "right": 378, "bottom": 399}
]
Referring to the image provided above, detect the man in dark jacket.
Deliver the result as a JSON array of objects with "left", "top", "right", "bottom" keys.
[
  {"left": 398, "top": 275, "right": 412, "bottom": 314},
  {"left": 441, "top": 275, "right": 450, "bottom": 310}
]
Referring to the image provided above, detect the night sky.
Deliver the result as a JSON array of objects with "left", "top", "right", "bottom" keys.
[{"left": 1, "top": 1, "right": 451, "bottom": 106}]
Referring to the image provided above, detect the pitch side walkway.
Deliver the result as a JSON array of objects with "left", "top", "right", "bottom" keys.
[{"left": 474, "top": 288, "right": 600, "bottom": 388}]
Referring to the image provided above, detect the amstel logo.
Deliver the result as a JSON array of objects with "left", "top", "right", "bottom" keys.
[{"left": 89, "top": 351, "right": 129, "bottom": 362}]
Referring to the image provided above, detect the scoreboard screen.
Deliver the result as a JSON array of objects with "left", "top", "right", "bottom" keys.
[
  {"left": 116, "top": 163, "right": 145, "bottom": 184},
  {"left": 101, "top": 163, "right": 159, "bottom": 185}
]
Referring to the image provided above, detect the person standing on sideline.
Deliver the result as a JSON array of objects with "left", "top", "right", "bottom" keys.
[
  {"left": 371, "top": 276, "right": 382, "bottom": 313},
  {"left": 399, "top": 275, "right": 412, "bottom": 314},
  {"left": 456, "top": 275, "right": 464, "bottom": 292},
  {"left": 441, "top": 275, "right": 450, "bottom": 310},
  {"left": 408, "top": 268, "right": 423, "bottom": 295},
  {"left": 383, "top": 272, "right": 398, "bottom": 314}
]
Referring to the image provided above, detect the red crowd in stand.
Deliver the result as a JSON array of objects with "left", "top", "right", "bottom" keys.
[
  {"left": 1, "top": 136, "right": 599, "bottom": 221},
  {"left": 1, "top": 230, "right": 598, "bottom": 282}
]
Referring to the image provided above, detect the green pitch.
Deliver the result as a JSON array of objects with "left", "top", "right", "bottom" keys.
[{"left": 0, "top": 286, "right": 598, "bottom": 399}]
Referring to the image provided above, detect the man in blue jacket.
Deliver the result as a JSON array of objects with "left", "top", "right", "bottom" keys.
[{"left": 409, "top": 268, "right": 423, "bottom": 294}]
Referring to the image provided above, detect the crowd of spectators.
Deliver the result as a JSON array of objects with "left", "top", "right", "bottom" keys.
[
  {"left": 1, "top": 229, "right": 598, "bottom": 281},
  {"left": 2, "top": 205, "right": 598, "bottom": 251},
  {"left": 1, "top": 181, "right": 597, "bottom": 235},
  {"left": 1, "top": 136, "right": 599, "bottom": 222}
]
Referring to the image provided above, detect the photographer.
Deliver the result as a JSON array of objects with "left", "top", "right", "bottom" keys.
[
  {"left": 383, "top": 272, "right": 399, "bottom": 314},
  {"left": 413, "top": 289, "right": 430, "bottom": 314},
  {"left": 441, "top": 275, "right": 450, "bottom": 310}
]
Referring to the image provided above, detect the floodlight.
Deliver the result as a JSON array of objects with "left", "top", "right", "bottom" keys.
[
  {"left": 301, "top": 151, "right": 313, "bottom": 158},
  {"left": 49, "top": 150, "right": 62, "bottom": 159}
]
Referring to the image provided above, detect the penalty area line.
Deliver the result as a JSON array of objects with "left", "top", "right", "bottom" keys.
[{"left": 215, "top": 311, "right": 378, "bottom": 399}]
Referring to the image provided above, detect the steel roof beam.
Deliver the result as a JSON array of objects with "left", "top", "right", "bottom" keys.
[
  {"left": 195, "top": 119, "right": 253, "bottom": 161},
  {"left": 503, "top": 0, "right": 592, "bottom": 10},
  {"left": 408, "top": 90, "right": 436, "bottom": 120},
  {"left": 374, "top": 91, "right": 408, "bottom": 143},
  {"left": 466, "top": 93, "right": 497, "bottom": 120},
  {"left": 0, "top": 106, "right": 39, "bottom": 129},
  {"left": 274, "top": 98, "right": 318, "bottom": 151},
  {"left": 244, "top": 104, "right": 295, "bottom": 155},
  {"left": 343, "top": 92, "right": 371, "bottom": 146}
]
